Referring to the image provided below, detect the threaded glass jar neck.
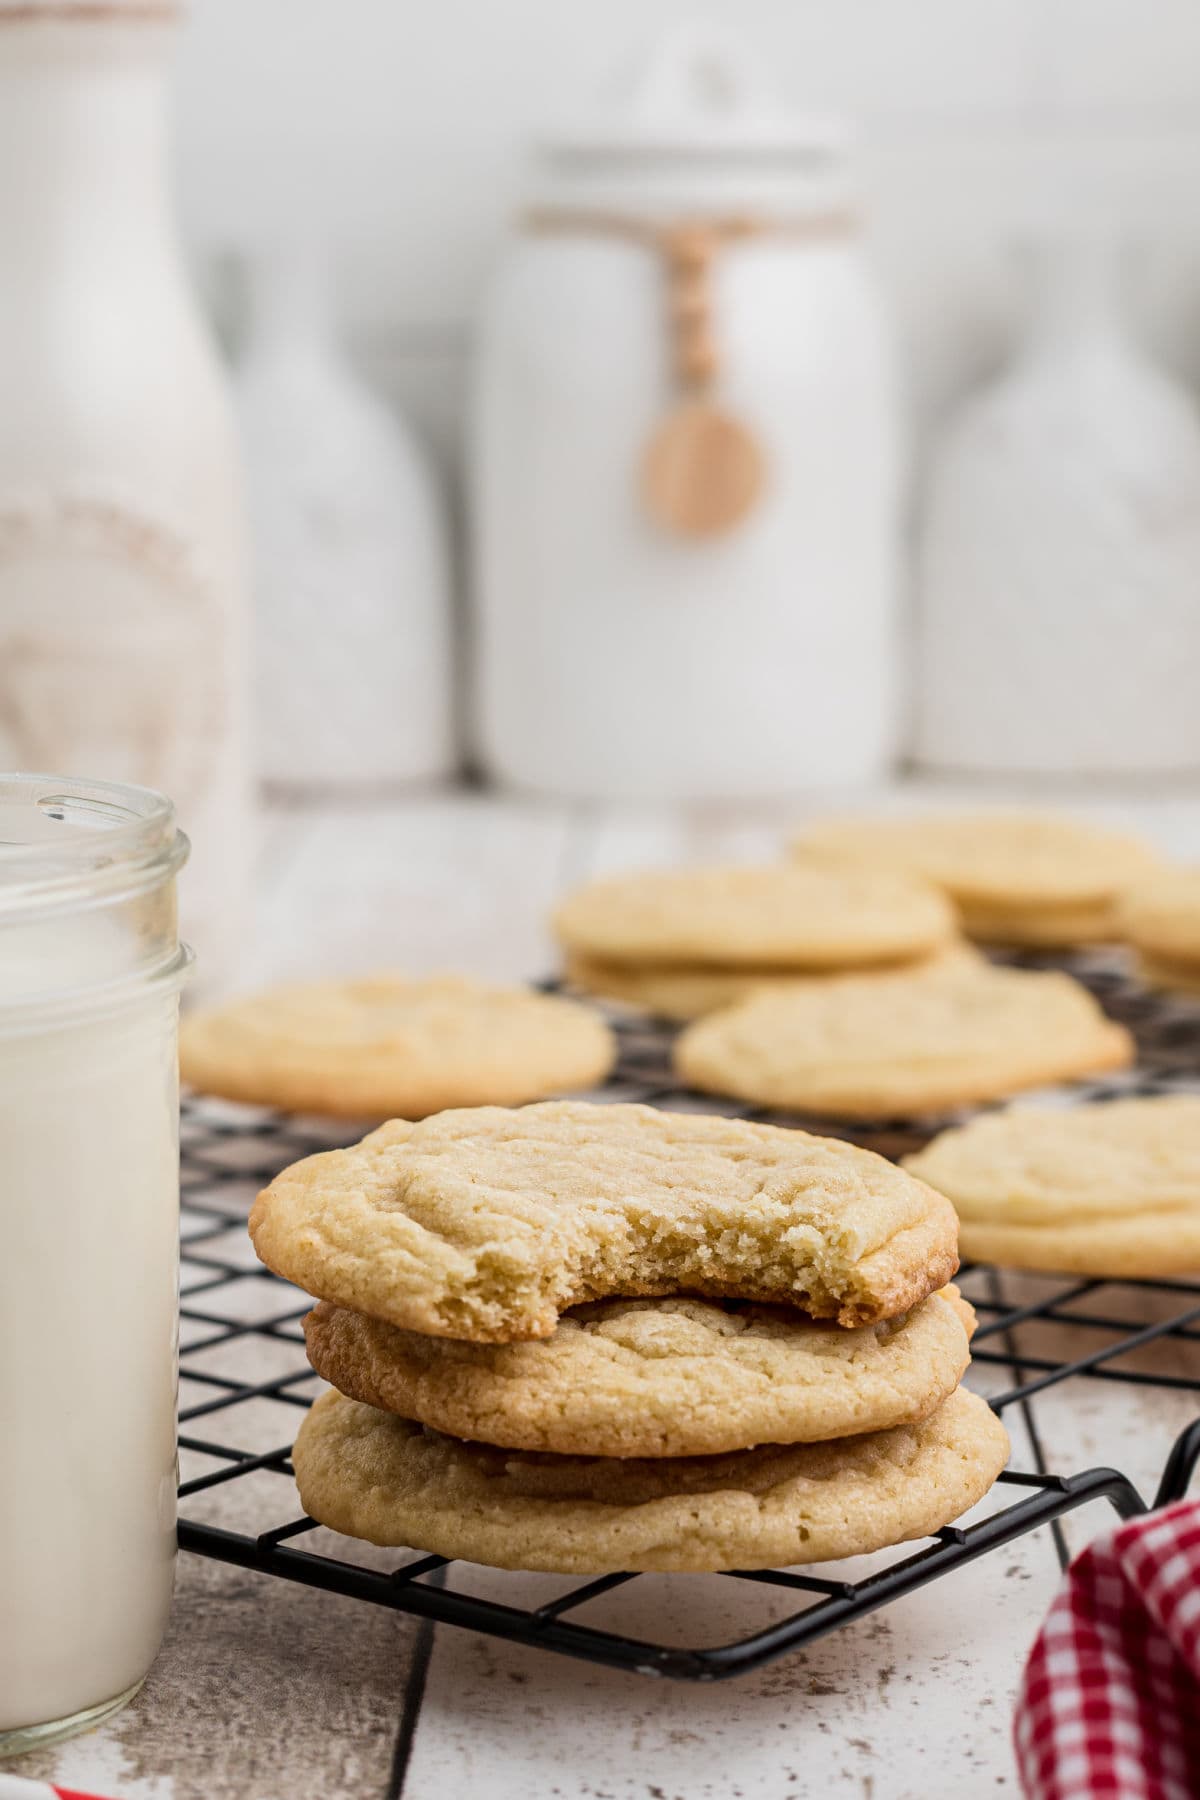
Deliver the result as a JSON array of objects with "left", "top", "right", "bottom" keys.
[{"left": 0, "top": 772, "right": 191, "bottom": 1025}]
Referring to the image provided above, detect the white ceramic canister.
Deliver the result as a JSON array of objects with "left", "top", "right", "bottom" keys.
[
  {"left": 471, "top": 27, "right": 901, "bottom": 800},
  {"left": 0, "top": 774, "right": 190, "bottom": 1758},
  {"left": 916, "top": 235, "right": 1200, "bottom": 776},
  {"left": 238, "top": 246, "right": 456, "bottom": 793},
  {"left": 0, "top": 3, "right": 252, "bottom": 979}
]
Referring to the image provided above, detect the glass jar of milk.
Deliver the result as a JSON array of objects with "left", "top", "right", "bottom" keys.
[{"left": 0, "top": 773, "right": 190, "bottom": 1756}]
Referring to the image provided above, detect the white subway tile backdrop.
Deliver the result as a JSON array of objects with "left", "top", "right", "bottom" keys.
[{"left": 174, "top": 0, "right": 1200, "bottom": 468}]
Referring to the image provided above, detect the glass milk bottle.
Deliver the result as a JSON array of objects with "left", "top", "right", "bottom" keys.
[
  {"left": 0, "top": 774, "right": 190, "bottom": 1757},
  {"left": 0, "top": 4, "right": 252, "bottom": 979}
]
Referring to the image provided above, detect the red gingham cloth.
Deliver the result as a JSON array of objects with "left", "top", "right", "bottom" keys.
[{"left": 1015, "top": 1498, "right": 1200, "bottom": 1799}]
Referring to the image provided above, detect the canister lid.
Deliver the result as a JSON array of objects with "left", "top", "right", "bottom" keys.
[{"left": 534, "top": 25, "right": 852, "bottom": 214}]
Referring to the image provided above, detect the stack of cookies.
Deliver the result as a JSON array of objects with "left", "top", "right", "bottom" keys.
[
  {"left": 554, "top": 862, "right": 962, "bottom": 1021},
  {"left": 250, "top": 1101, "right": 1010, "bottom": 1575}
]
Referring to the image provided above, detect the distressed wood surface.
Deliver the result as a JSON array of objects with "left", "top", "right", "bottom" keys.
[{"left": 18, "top": 784, "right": 1200, "bottom": 1799}]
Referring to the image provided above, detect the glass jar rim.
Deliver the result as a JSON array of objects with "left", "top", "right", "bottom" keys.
[{"left": 0, "top": 772, "right": 189, "bottom": 921}]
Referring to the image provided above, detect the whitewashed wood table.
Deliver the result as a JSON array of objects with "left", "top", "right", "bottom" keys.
[{"left": 18, "top": 783, "right": 1200, "bottom": 1800}]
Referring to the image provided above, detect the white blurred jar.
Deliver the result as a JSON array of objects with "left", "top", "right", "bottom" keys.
[
  {"left": 916, "top": 235, "right": 1200, "bottom": 776},
  {"left": 238, "top": 247, "right": 455, "bottom": 793},
  {"left": 471, "top": 27, "right": 901, "bottom": 800}
]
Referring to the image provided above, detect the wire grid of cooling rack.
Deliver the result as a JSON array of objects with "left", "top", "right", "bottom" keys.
[{"left": 176, "top": 948, "right": 1200, "bottom": 1681}]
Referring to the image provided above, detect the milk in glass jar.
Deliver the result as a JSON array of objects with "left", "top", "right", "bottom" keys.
[{"left": 0, "top": 775, "right": 190, "bottom": 1756}]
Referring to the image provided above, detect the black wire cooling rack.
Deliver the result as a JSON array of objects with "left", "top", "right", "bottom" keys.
[{"left": 176, "top": 949, "right": 1200, "bottom": 1682}]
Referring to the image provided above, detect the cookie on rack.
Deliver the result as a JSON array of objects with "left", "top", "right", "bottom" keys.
[
  {"left": 180, "top": 974, "right": 616, "bottom": 1118},
  {"left": 674, "top": 959, "right": 1132, "bottom": 1120},
  {"left": 303, "top": 1286, "right": 975, "bottom": 1458},
  {"left": 291, "top": 1384, "right": 1009, "bottom": 1574},
  {"left": 1118, "top": 869, "right": 1200, "bottom": 995},
  {"left": 552, "top": 862, "right": 956, "bottom": 971},
  {"left": 1137, "top": 956, "right": 1200, "bottom": 998},
  {"left": 564, "top": 950, "right": 811, "bottom": 1020},
  {"left": 793, "top": 811, "right": 1160, "bottom": 947},
  {"left": 565, "top": 940, "right": 982, "bottom": 1022},
  {"left": 250, "top": 1100, "right": 960, "bottom": 1339},
  {"left": 904, "top": 1096, "right": 1200, "bottom": 1276}
]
